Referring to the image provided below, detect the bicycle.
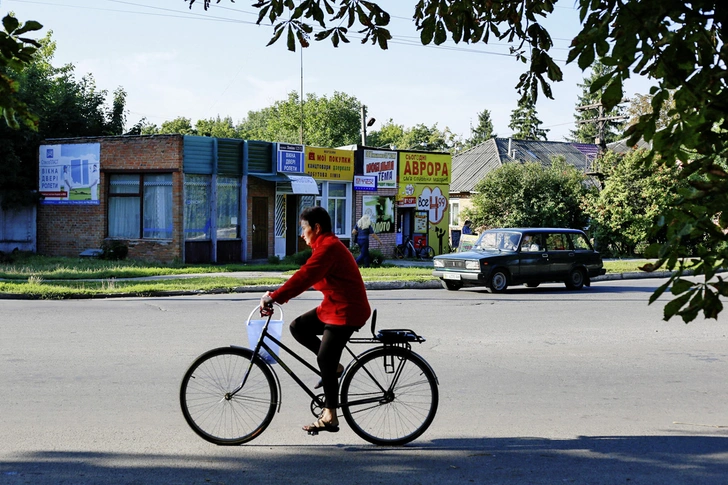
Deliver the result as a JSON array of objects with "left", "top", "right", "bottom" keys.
[
  {"left": 179, "top": 304, "right": 439, "bottom": 446},
  {"left": 395, "top": 235, "right": 435, "bottom": 260}
]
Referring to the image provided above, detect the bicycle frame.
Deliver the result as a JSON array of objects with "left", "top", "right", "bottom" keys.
[{"left": 231, "top": 308, "right": 424, "bottom": 412}]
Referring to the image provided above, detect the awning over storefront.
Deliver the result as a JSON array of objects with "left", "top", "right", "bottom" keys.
[{"left": 251, "top": 174, "right": 319, "bottom": 195}]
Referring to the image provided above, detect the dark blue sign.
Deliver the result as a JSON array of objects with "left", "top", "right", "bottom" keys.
[{"left": 277, "top": 143, "right": 305, "bottom": 173}]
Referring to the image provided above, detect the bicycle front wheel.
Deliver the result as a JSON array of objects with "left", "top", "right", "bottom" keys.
[
  {"left": 180, "top": 347, "right": 277, "bottom": 445},
  {"left": 340, "top": 346, "right": 438, "bottom": 446}
]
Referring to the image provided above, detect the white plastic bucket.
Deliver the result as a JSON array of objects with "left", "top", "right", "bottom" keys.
[{"left": 247, "top": 318, "right": 283, "bottom": 364}]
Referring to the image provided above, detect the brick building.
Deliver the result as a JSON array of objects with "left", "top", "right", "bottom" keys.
[{"left": 36, "top": 135, "right": 451, "bottom": 263}]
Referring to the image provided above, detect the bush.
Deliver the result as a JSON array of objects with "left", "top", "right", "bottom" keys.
[
  {"left": 100, "top": 240, "right": 128, "bottom": 260},
  {"left": 267, "top": 255, "right": 281, "bottom": 265},
  {"left": 284, "top": 248, "right": 312, "bottom": 266},
  {"left": 369, "top": 249, "right": 385, "bottom": 268}
]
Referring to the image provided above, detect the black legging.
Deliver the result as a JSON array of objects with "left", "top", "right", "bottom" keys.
[{"left": 289, "top": 308, "right": 357, "bottom": 409}]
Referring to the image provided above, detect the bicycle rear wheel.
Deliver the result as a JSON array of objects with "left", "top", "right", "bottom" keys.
[
  {"left": 180, "top": 347, "right": 277, "bottom": 445},
  {"left": 419, "top": 246, "right": 435, "bottom": 260},
  {"left": 340, "top": 346, "right": 438, "bottom": 446}
]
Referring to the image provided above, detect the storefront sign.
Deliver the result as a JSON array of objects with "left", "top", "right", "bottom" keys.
[
  {"left": 39, "top": 143, "right": 100, "bottom": 205},
  {"left": 277, "top": 143, "right": 305, "bottom": 173},
  {"left": 363, "top": 149, "right": 397, "bottom": 188},
  {"left": 399, "top": 152, "right": 451, "bottom": 184},
  {"left": 304, "top": 146, "right": 354, "bottom": 181},
  {"left": 354, "top": 175, "right": 377, "bottom": 191}
]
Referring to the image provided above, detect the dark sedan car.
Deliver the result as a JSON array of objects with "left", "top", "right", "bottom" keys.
[{"left": 433, "top": 228, "right": 606, "bottom": 292}]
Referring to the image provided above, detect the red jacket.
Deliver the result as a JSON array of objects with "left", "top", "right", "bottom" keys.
[{"left": 270, "top": 232, "right": 371, "bottom": 328}]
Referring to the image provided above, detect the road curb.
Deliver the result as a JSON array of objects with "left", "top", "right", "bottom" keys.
[{"left": 0, "top": 269, "right": 708, "bottom": 300}]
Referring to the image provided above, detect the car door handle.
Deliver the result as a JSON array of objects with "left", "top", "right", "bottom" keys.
[{"left": 542, "top": 253, "right": 548, "bottom": 258}]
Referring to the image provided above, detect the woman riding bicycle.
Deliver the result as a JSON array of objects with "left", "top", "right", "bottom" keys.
[{"left": 259, "top": 206, "right": 371, "bottom": 434}]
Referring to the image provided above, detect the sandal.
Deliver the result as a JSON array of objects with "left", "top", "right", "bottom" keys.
[
  {"left": 314, "top": 365, "right": 344, "bottom": 389},
  {"left": 303, "top": 418, "right": 340, "bottom": 435}
]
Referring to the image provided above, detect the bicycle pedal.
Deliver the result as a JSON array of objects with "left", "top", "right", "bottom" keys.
[{"left": 307, "top": 429, "right": 319, "bottom": 436}]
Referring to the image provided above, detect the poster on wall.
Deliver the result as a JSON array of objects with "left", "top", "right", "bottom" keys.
[
  {"left": 363, "top": 149, "right": 397, "bottom": 188},
  {"left": 362, "top": 195, "right": 395, "bottom": 233},
  {"left": 39, "top": 143, "right": 100, "bottom": 205}
]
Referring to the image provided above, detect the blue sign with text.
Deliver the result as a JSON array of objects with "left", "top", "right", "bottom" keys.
[{"left": 277, "top": 143, "right": 305, "bottom": 173}]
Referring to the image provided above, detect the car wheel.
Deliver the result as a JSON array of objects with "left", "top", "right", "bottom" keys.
[
  {"left": 525, "top": 282, "right": 540, "bottom": 288},
  {"left": 489, "top": 269, "right": 508, "bottom": 293},
  {"left": 565, "top": 268, "right": 585, "bottom": 290},
  {"left": 442, "top": 280, "right": 462, "bottom": 291}
]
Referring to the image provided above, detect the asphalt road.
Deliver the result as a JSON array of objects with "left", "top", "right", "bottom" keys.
[{"left": 2, "top": 278, "right": 727, "bottom": 484}]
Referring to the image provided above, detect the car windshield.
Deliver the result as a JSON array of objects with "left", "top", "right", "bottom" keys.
[{"left": 475, "top": 231, "right": 521, "bottom": 251}]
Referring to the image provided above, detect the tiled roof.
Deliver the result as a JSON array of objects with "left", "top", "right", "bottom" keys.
[{"left": 451, "top": 138, "right": 600, "bottom": 194}]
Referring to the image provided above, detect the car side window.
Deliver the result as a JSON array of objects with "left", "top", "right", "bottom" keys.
[
  {"left": 569, "top": 233, "right": 591, "bottom": 250},
  {"left": 545, "top": 233, "right": 568, "bottom": 251},
  {"left": 521, "top": 233, "right": 543, "bottom": 252}
]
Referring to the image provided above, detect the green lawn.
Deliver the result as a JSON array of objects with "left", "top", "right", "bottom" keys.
[{"left": 0, "top": 254, "right": 659, "bottom": 299}]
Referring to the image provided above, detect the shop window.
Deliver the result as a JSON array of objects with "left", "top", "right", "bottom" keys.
[
  {"left": 315, "top": 182, "right": 349, "bottom": 235},
  {"left": 108, "top": 173, "right": 172, "bottom": 239},
  {"left": 216, "top": 177, "right": 240, "bottom": 239},
  {"left": 184, "top": 174, "right": 211, "bottom": 240}
]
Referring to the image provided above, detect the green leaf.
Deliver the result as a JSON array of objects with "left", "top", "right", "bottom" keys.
[
  {"left": 287, "top": 26, "right": 296, "bottom": 51},
  {"left": 649, "top": 277, "right": 672, "bottom": 304},
  {"left": 601, "top": 79, "right": 623, "bottom": 111},
  {"left": 420, "top": 17, "right": 435, "bottom": 45},
  {"left": 578, "top": 45, "right": 595, "bottom": 70},
  {"left": 663, "top": 292, "right": 692, "bottom": 321},
  {"left": 15, "top": 20, "right": 42, "bottom": 36},
  {"left": 670, "top": 278, "right": 694, "bottom": 295},
  {"left": 2, "top": 15, "right": 20, "bottom": 34},
  {"left": 434, "top": 21, "right": 447, "bottom": 45}
]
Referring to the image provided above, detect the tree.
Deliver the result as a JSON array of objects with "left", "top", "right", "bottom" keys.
[
  {"left": 625, "top": 92, "right": 676, "bottom": 132},
  {"left": 0, "top": 33, "right": 127, "bottom": 207},
  {"left": 186, "top": 0, "right": 728, "bottom": 322},
  {"left": 238, "top": 91, "right": 361, "bottom": 147},
  {"left": 195, "top": 116, "right": 239, "bottom": 138},
  {"left": 158, "top": 116, "right": 196, "bottom": 135},
  {"left": 509, "top": 96, "right": 548, "bottom": 141},
  {"left": 464, "top": 109, "right": 496, "bottom": 149},
  {"left": 584, "top": 150, "right": 684, "bottom": 256},
  {"left": 569, "top": 61, "right": 625, "bottom": 144},
  {"left": 367, "top": 120, "right": 458, "bottom": 152},
  {"left": 464, "top": 158, "right": 593, "bottom": 230},
  {"left": 0, "top": 13, "right": 43, "bottom": 129}
]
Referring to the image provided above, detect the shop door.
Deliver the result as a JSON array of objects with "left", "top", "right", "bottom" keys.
[{"left": 252, "top": 197, "right": 268, "bottom": 259}]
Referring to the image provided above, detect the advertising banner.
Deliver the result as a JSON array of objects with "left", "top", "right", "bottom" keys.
[
  {"left": 39, "top": 143, "right": 100, "bottom": 205},
  {"left": 277, "top": 143, "right": 305, "bottom": 173},
  {"left": 354, "top": 175, "right": 377, "bottom": 191},
  {"left": 363, "top": 149, "right": 397, "bottom": 188},
  {"left": 399, "top": 151, "right": 451, "bottom": 185},
  {"left": 304, "top": 146, "right": 354, "bottom": 181},
  {"left": 362, "top": 195, "right": 395, "bottom": 233}
]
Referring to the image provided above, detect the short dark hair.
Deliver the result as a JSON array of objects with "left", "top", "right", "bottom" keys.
[
  {"left": 300, "top": 206, "right": 332, "bottom": 233},
  {"left": 464, "top": 220, "right": 472, "bottom": 225}
]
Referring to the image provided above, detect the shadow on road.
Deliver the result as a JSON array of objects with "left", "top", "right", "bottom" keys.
[{"left": 4, "top": 434, "right": 727, "bottom": 484}]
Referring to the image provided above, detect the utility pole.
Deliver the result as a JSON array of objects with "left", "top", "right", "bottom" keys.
[
  {"left": 361, "top": 105, "right": 368, "bottom": 146},
  {"left": 576, "top": 101, "right": 628, "bottom": 150}
]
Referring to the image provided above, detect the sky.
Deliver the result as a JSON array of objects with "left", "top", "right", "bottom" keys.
[{"left": 4, "top": 0, "right": 656, "bottom": 144}]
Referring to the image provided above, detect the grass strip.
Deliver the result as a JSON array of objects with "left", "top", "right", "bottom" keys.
[{"left": 0, "top": 277, "right": 288, "bottom": 299}]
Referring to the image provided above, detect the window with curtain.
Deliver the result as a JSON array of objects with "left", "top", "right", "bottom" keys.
[
  {"left": 108, "top": 173, "right": 173, "bottom": 239},
  {"left": 216, "top": 177, "right": 240, "bottom": 239},
  {"left": 184, "top": 174, "right": 211, "bottom": 240}
]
